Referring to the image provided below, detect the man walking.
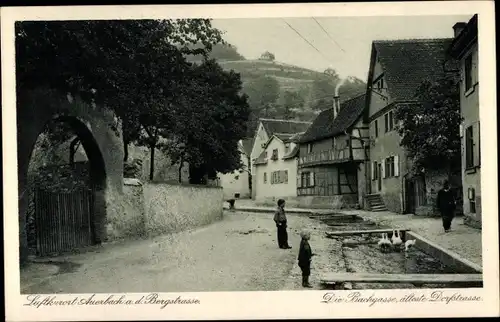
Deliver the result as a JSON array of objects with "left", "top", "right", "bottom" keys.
[
  {"left": 436, "top": 180, "right": 456, "bottom": 233},
  {"left": 273, "top": 199, "right": 292, "bottom": 249}
]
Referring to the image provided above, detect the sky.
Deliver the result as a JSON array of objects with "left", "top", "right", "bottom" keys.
[{"left": 212, "top": 15, "right": 471, "bottom": 81}]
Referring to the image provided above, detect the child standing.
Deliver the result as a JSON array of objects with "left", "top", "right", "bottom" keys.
[
  {"left": 273, "top": 199, "right": 291, "bottom": 249},
  {"left": 298, "top": 231, "right": 314, "bottom": 288}
]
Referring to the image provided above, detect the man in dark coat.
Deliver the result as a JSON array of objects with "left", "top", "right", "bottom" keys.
[
  {"left": 436, "top": 180, "right": 456, "bottom": 233},
  {"left": 273, "top": 199, "right": 291, "bottom": 249}
]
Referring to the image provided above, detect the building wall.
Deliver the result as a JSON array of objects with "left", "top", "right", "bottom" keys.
[
  {"left": 459, "top": 43, "right": 481, "bottom": 228},
  {"left": 254, "top": 138, "right": 298, "bottom": 201},
  {"left": 250, "top": 122, "right": 269, "bottom": 175},
  {"left": 368, "top": 54, "right": 406, "bottom": 213},
  {"left": 218, "top": 149, "right": 250, "bottom": 200},
  {"left": 143, "top": 183, "right": 223, "bottom": 236},
  {"left": 299, "top": 137, "right": 334, "bottom": 156}
]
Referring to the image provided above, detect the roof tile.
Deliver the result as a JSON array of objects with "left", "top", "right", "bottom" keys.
[
  {"left": 373, "top": 38, "right": 454, "bottom": 101},
  {"left": 299, "top": 94, "right": 366, "bottom": 143}
]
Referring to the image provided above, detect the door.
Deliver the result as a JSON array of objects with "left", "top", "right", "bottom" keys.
[
  {"left": 405, "top": 179, "right": 416, "bottom": 214},
  {"left": 377, "top": 164, "right": 382, "bottom": 191}
]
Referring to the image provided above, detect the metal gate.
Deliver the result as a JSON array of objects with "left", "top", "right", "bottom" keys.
[{"left": 34, "top": 187, "right": 95, "bottom": 256}]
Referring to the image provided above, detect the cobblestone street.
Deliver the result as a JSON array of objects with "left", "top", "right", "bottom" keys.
[{"left": 21, "top": 211, "right": 325, "bottom": 294}]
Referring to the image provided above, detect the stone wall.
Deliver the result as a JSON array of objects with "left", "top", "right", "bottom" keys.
[
  {"left": 127, "top": 144, "right": 189, "bottom": 183},
  {"left": 143, "top": 182, "right": 223, "bottom": 236},
  {"left": 105, "top": 178, "right": 147, "bottom": 240}
]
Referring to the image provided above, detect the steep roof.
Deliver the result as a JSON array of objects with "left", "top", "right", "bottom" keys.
[
  {"left": 283, "top": 145, "right": 300, "bottom": 160},
  {"left": 240, "top": 139, "right": 253, "bottom": 156},
  {"left": 260, "top": 118, "right": 312, "bottom": 136},
  {"left": 372, "top": 38, "right": 454, "bottom": 101},
  {"left": 299, "top": 94, "right": 366, "bottom": 143},
  {"left": 448, "top": 14, "right": 478, "bottom": 59}
]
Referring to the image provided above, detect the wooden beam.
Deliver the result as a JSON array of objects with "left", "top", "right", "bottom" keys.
[
  {"left": 320, "top": 273, "right": 483, "bottom": 285},
  {"left": 325, "top": 228, "right": 410, "bottom": 237}
]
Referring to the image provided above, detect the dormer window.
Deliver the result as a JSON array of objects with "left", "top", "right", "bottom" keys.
[
  {"left": 271, "top": 149, "right": 279, "bottom": 161},
  {"left": 376, "top": 77, "right": 384, "bottom": 90}
]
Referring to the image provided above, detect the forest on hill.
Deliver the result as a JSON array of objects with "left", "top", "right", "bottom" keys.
[{"left": 187, "top": 43, "right": 367, "bottom": 137}]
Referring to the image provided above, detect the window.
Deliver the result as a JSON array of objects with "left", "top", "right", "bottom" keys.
[
  {"left": 374, "top": 120, "right": 379, "bottom": 138},
  {"left": 271, "top": 149, "right": 279, "bottom": 160},
  {"left": 307, "top": 144, "right": 313, "bottom": 153},
  {"left": 465, "top": 125, "right": 474, "bottom": 168},
  {"left": 285, "top": 143, "right": 290, "bottom": 153},
  {"left": 264, "top": 151, "right": 268, "bottom": 159},
  {"left": 464, "top": 54, "right": 473, "bottom": 91},
  {"left": 372, "top": 161, "right": 378, "bottom": 180},
  {"left": 388, "top": 111, "right": 394, "bottom": 131},
  {"left": 385, "top": 157, "right": 395, "bottom": 177},
  {"left": 271, "top": 170, "right": 289, "bottom": 184},
  {"left": 263, "top": 172, "right": 267, "bottom": 183},
  {"left": 384, "top": 111, "right": 394, "bottom": 133},
  {"left": 300, "top": 172, "right": 315, "bottom": 187},
  {"left": 376, "top": 77, "right": 384, "bottom": 90}
]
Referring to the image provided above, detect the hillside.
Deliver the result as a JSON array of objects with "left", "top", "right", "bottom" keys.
[{"left": 187, "top": 44, "right": 367, "bottom": 136}]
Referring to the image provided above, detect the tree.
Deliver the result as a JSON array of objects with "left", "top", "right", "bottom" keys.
[
  {"left": 259, "top": 51, "right": 275, "bottom": 61},
  {"left": 393, "top": 74, "right": 462, "bottom": 175},
  {"left": 160, "top": 59, "right": 251, "bottom": 183},
  {"left": 243, "top": 75, "right": 280, "bottom": 118},
  {"left": 16, "top": 19, "right": 224, "bottom": 164},
  {"left": 278, "top": 90, "right": 304, "bottom": 119}
]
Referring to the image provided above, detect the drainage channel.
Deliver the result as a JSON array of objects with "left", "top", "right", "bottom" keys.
[{"left": 307, "top": 213, "right": 482, "bottom": 290}]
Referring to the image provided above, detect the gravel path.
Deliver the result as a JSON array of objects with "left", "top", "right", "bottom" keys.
[{"left": 21, "top": 211, "right": 324, "bottom": 294}]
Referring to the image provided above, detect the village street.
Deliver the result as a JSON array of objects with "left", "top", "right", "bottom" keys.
[{"left": 21, "top": 211, "right": 320, "bottom": 294}]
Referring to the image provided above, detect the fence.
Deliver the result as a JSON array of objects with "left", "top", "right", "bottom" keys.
[{"left": 34, "top": 187, "right": 95, "bottom": 256}]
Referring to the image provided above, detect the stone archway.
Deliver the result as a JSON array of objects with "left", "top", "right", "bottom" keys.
[{"left": 17, "top": 88, "right": 124, "bottom": 265}]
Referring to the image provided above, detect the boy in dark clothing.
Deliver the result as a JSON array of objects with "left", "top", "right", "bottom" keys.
[
  {"left": 298, "top": 230, "right": 314, "bottom": 288},
  {"left": 273, "top": 199, "right": 291, "bottom": 249},
  {"left": 436, "top": 180, "right": 456, "bottom": 233}
]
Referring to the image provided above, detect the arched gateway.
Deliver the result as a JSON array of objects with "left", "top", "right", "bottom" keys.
[{"left": 17, "top": 88, "right": 124, "bottom": 265}]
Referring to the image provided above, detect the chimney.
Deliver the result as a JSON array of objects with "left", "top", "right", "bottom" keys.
[
  {"left": 333, "top": 95, "right": 340, "bottom": 119},
  {"left": 453, "top": 22, "right": 467, "bottom": 38}
]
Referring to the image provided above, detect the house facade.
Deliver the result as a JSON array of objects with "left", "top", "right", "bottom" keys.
[
  {"left": 249, "top": 118, "right": 312, "bottom": 199},
  {"left": 365, "top": 38, "right": 459, "bottom": 214},
  {"left": 218, "top": 139, "right": 253, "bottom": 200},
  {"left": 448, "top": 15, "right": 481, "bottom": 228},
  {"left": 297, "top": 94, "right": 369, "bottom": 209},
  {"left": 253, "top": 133, "right": 301, "bottom": 203}
]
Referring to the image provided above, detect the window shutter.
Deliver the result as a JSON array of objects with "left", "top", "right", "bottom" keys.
[
  {"left": 371, "top": 161, "right": 376, "bottom": 181},
  {"left": 310, "top": 172, "right": 315, "bottom": 186},
  {"left": 473, "top": 122, "right": 480, "bottom": 166},
  {"left": 382, "top": 159, "right": 386, "bottom": 178},
  {"left": 394, "top": 155, "right": 400, "bottom": 177},
  {"left": 297, "top": 174, "right": 302, "bottom": 188}
]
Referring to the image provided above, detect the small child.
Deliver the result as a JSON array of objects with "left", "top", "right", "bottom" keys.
[{"left": 298, "top": 230, "right": 314, "bottom": 288}]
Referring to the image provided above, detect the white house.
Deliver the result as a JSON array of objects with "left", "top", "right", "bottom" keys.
[
  {"left": 249, "top": 118, "right": 312, "bottom": 199},
  {"left": 253, "top": 133, "right": 302, "bottom": 204},
  {"left": 218, "top": 139, "right": 253, "bottom": 200}
]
